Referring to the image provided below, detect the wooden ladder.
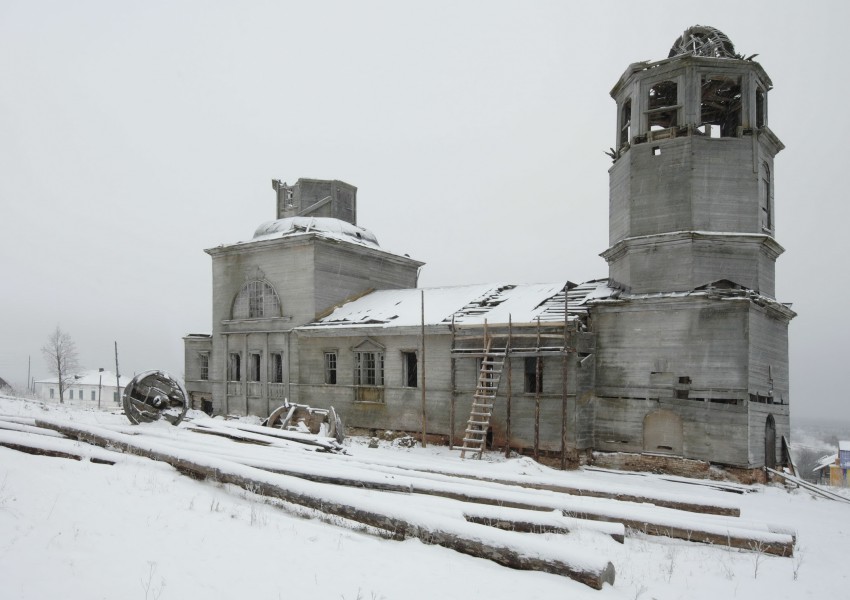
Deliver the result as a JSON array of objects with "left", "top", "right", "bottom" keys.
[{"left": 460, "top": 339, "right": 505, "bottom": 460}]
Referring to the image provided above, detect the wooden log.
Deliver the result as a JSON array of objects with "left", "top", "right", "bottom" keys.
[{"left": 34, "top": 418, "right": 616, "bottom": 589}]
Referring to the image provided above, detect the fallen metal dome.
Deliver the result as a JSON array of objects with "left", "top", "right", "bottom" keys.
[{"left": 122, "top": 370, "right": 188, "bottom": 425}]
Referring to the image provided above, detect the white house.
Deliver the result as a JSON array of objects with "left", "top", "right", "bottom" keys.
[{"left": 34, "top": 370, "right": 129, "bottom": 407}]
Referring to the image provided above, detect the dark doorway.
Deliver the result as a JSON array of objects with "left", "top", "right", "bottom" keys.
[{"left": 765, "top": 414, "right": 777, "bottom": 469}]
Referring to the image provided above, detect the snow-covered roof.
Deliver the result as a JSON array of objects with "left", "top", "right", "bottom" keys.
[
  {"left": 253, "top": 217, "right": 380, "bottom": 248},
  {"left": 301, "top": 279, "right": 614, "bottom": 329},
  {"left": 35, "top": 370, "right": 130, "bottom": 387},
  {"left": 813, "top": 454, "right": 837, "bottom": 472}
]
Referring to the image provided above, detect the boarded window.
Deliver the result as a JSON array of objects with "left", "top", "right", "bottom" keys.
[
  {"left": 643, "top": 410, "right": 683, "bottom": 455},
  {"left": 228, "top": 353, "right": 241, "bottom": 381},
  {"left": 248, "top": 353, "right": 261, "bottom": 382},
  {"left": 402, "top": 351, "right": 418, "bottom": 388}
]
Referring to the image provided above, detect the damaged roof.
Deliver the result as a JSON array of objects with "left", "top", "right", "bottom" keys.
[{"left": 300, "top": 279, "right": 615, "bottom": 330}]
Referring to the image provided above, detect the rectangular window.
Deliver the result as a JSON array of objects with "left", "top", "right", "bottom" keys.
[
  {"left": 228, "top": 353, "right": 241, "bottom": 381},
  {"left": 271, "top": 353, "right": 283, "bottom": 383},
  {"left": 402, "top": 351, "right": 418, "bottom": 388},
  {"left": 69, "top": 390, "right": 75, "bottom": 400},
  {"left": 199, "top": 353, "right": 209, "bottom": 381},
  {"left": 248, "top": 353, "right": 261, "bottom": 382},
  {"left": 113, "top": 391, "right": 118, "bottom": 402},
  {"left": 524, "top": 357, "right": 541, "bottom": 394},
  {"left": 50, "top": 388, "right": 54, "bottom": 399},
  {"left": 700, "top": 74, "right": 741, "bottom": 138},
  {"left": 91, "top": 390, "right": 96, "bottom": 401},
  {"left": 324, "top": 352, "right": 337, "bottom": 384},
  {"left": 355, "top": 351, "right": 383, "bottom": 386}
]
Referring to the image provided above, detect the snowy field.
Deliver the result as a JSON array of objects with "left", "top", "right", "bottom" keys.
[{"left": 0, "top": 395, "right": 847, "bottom": 599}]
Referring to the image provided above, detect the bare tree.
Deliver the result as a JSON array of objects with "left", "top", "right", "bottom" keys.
[{"left": 41, "top": 326, "right": 80, "bottom": 403}]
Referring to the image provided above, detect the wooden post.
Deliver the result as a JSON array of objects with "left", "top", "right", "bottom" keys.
[
  {"left": 114, "top": 342, "right": 120, "bottom": 405},
  {"left": 505, "top": 315, "right": 512, "bottom": 459},
  {"left": 420, "top": 290, "right": 427, "bottom": 448},
  {"left": 450, "top": 315, "right": 456, "bottom": 449},
  {"left": 534, "top": 317, "right": 541, "bottom": 462},
  {"left": 561, "top": 285, "right": 569, "bottom": 470}
]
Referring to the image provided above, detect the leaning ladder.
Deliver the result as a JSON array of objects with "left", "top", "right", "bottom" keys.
[{"left": 460, "top": 339, "right": 506, "bottom": 460}]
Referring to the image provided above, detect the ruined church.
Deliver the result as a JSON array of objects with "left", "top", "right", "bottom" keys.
[{"left": 184, "top": 26, "right": 793, "bottom": 473}]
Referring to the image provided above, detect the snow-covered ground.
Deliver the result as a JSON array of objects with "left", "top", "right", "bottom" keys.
[{"left": 1, "top": 395, "right": 847, "bottom": 599}]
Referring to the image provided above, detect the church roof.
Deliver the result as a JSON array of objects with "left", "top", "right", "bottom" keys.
[
  {"left": 300, "top": 279, "right": 614, "bottom": 330},
  {"left": 252, "top": 217, "right": 380, "bottom": 248}
]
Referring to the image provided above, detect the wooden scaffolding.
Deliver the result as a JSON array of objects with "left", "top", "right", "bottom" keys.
[{"left": 451, "top": 285, "right": 576, "bottom": 468}]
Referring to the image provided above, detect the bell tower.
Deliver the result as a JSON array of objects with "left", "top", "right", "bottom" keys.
[{"left": 602, "top": 25, "right": 785, "bottom": 297}]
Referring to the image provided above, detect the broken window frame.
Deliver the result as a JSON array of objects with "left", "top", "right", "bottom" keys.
[
  {"left": 402, "top": 350, "right": 418, "bottom": 388},
  {"left": 324, "top": 351, "right": 337, "bottom": 385},
  {"left": 698, "top": 73, "right": 742, "bottom": 138},
  {"left": 645, "top": 79, "right": 679, "bottom": 132}
]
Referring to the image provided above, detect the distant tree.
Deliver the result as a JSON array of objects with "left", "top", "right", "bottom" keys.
[{"left": 41, "top": 326, "right": 80, "bottom": 403}]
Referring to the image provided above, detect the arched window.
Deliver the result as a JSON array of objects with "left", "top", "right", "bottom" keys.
[{"left": 232, "top": 280, "right": 281, "bottom": 319}]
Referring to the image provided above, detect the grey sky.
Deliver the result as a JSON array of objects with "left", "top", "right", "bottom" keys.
[{"left": 1, "top": 1, "right": 846, "bottom": 421}]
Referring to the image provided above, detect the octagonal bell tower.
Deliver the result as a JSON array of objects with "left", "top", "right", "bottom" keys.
[{"left": 603, "top": 26, "right": 785, "bottom": 297}]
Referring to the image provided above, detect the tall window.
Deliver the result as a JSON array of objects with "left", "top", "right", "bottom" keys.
[
  {"left": 232, "top": 280, "right": 281, "bottom": 319},
  {"left": 619, "top": 98, "right": 632, "bottom": 147},
  {"left": 324, "top": 352, "right": 338, "bottom": 384},
  {"left": 271, "top": 353, "right": 283, "bottom": 383},
  {"left": 91, "top": 390, "right": 96, "bottom": 401},
  {"left": 248, "top": 353, "right": 261, "bottom": 382},
  {"left": 228, "top": 353, "right": 241, "bottom": 381},
  {"left": 760, "top": 162, "right": 773, "bottom": 231},
  {"left": 700, "top": 74, "right": 741, "bottom": 137},
  {"left": 402, "top": 351, "right": 418, "bottom": 388},
  {"left": 50, "top": 388, "right": 54, "bottom": 399},
  {"left": 355, "top": 351, "right": 384, "bottom": 386},
  {"left": 199, "top": 353, "right": 209, "bottom": 381}
]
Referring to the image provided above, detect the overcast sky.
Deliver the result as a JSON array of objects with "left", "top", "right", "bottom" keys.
[{"left": 1, "top": 1, "right": 847, "bottom": 422}]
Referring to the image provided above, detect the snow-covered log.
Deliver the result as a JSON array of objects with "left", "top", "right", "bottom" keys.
[{"left": 34, "top": 418, "right": 616, "bottom": 589}]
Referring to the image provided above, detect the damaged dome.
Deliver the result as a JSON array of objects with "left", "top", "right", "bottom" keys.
[
  {"left": 668, "top": 25, "right": 736, "bottom": 59},
  {"left": 252, "top": 217, "right": 381, "bottom": 248}
]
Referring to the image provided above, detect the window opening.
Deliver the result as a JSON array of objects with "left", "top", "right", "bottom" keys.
[
  {"left": 50, "top": 388, "right": 54, "bottom": 399},
  {"left": 271, "top": 353, "right": 283, "bottom": 384},
  {"left": 324, "top": 352, "right": 337, "bottom": 385},
  {"left": 647, "top": 80, "right": 678, "bottom": 131},
  {"left": 619, "top": 98, "right": 632, "bottom": 147},
  {"left": 355, "top": 351, "right": 384, "bottom": 386},
  {"left": 228, "top": 353, "right": 241, "bottom": 381},
  {"left": 524, "top": 357, "right": 541, "bottom": 394},
  {"left": 756, "top": 88, "right": 766, "bottom": 128},
  {"left": 760, "top": 162, "right": 772, "bottom": 231},
  {"left": 699, "top": 75, "right": 741, "bottom": 137},
  {"left": 652, "top": 146, "right": 661, "bottom": 156},
  {"left": 232, "top": 280, "right": 281, "bottom": 319},
  {"left": 91, "top": 390, "right": 96, "bottom": 401},
  {"left": 248, "top": 353, "right": 261, "bottom": 382},
  {"left": 402, "top": 351, "right": 418, "bottom": 388},
  {"left": 199, "top": 353, "right": 209, "bottom": 381}
]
